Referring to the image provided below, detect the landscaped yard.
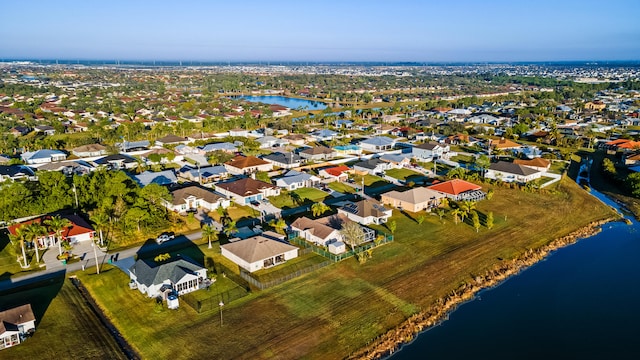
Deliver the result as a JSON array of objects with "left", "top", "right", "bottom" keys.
[
  {"left": 384, "top": 168, "right": 423, "bottom": 181},
  {"left": 549, "top": 159, "right": 570, "bottom": 174},
  {"left": 208, "top": 203, "right": 258, "bottom": 223},
  {"left": 268, "top": 187, "right": 330, "bottom": 209},
  {"left": 250, "top": 252, "right": 328, "bottom": 283},
  {"left": 0, "top": 235, "right": 44, "bottom": 280},
  {"left": 75, "top": 177, "right": 616, "bottom": 359},
  {"left": 327, "top": 181, "right": 356, "bottom": 194},
  {"left": 352, "top": 174, "right": 387, "bottom": 188}
]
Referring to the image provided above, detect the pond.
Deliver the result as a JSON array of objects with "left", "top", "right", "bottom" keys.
[{"left": 236, "top": 95, "right": 327, "bottom": 110}]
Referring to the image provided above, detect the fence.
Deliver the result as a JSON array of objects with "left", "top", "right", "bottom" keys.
[
  {"left": 181, "top": 285, "right": 249, "bottom": 313},
  {"left": 288, "top": 232, "right": 394, "bottom": 262},
  {"left": 213, "top": 262, "right": 251, "bottom": 291},
  {"left": 239, "top": 260, "right": 332, "bottom": 290}
]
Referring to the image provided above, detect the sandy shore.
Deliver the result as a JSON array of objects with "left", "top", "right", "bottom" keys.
[{"left": 349, "top": 217, "right": 617, "bottom": 360}]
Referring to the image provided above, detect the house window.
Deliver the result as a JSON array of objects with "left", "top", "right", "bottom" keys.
[
  {"left": 275, "top": 254, "right": 285, "bottom": 264},
  {"left": 264, "top": 258, "right": 275, "bottom": 268}
]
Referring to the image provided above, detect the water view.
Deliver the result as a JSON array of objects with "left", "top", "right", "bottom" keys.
[
  {"left": 238, "top": 95, "right": 327, "bottom": 110},
  {"left": 392, "top": 193, "right": 639, "bottom": 359}
]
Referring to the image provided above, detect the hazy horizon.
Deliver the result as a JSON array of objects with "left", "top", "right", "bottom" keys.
[{"left": 2, "top": 0, "right": 639, "bottom": 62}]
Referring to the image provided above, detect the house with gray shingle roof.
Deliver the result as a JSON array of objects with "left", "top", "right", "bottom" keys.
[
  {"left": 485, "top": 161, "right": 542, "bottom": 183},
  {"left": 358, "top": 136, "right": 396, "bottom": 152},
  {"left": 20, "top": 149, "right": 67, "bottom": 164},
  {"left": 220, "top": 235, "right": 299, "bottom": 273},
  {"left": 274, "top": 170, "right": 320, "bottom": 190},
  {"left": 128, "top": 255, "right": 207, "bottom": 297},
  {"left": 132, "top": 170, "right": 177, "bottom": 187}
]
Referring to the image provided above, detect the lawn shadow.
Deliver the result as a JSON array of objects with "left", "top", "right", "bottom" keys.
[
  {"left": 0, "top": 269, "right": 66, "bottom": 326},
  {"left": 399, "top": 209, "right": 418, "bottom": 223},
  {"left": 135, "top": 237, "right": 206, "bottom": 266}
]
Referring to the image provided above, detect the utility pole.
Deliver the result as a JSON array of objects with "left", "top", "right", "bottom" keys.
[
  {"left": 91, "top": 241, "right": 100, "bottom": 274},
  {"left": 72, "top": 183, "right": 79, "bottom": 212}
]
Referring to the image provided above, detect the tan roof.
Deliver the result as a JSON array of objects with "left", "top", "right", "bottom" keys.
[
  {"left": 221, "top": 236, "right": 298, "bottom": 263},
  {"left": 0, "top": 304, "right": 35, "bottom": 332},
  {"left": 513, "top": 158, "right": 551, "bottom": 168},
  {"left": 290, "top": 216, "right": 338, "bottom": 240},
  {"left": 300, "top": 146, "right": 333, "bottom": 155},
  {"left": 225, "top": 155, "right": 269, "bottom": 169},
  {"left": 156, "top": 134, "right": 188, "bottom": 144},
  {"left": 72, "top": 143, "right": 106, "bottom": 153},
  {"left": 215, "top": 178, "right": 277, "bottom": 197},
  {"left": 490, "top": 138, "right": 521, "bottom": 149},
  {"left": 382, "top": 187, "right": 444, "bottom": 204},
  {"left": 339, "top": 199, "right": 390, "bottom": 218},
  {"left": 170, "top": 186, "right": 224, "bottom": 205}
]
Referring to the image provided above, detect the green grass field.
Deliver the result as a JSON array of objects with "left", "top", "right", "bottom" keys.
[
  {"left": 384, "top": 168, "right": 423, "bottom": 180},
  {"left": 327, "top": 181, "right": 356, "bottom": 194},
  {"left": 2, "top": 275, "right": 126, "bottom": 360},
  {"left": 75, "top": 177, "right": 615, "bottom": 359}
]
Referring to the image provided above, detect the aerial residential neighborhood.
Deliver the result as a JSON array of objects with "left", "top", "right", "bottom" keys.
[{"left": 1, "top": 12, "right": 639, "bottom": 357}]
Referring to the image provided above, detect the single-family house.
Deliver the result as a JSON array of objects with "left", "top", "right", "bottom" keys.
[
  {"left": 290, "top": 216, "right": 343, "bottom": 247},
  {"left": 177, "top": 165, "right": 228, "bottom": 183},
  {"left": 318, "top": 165, "right": 350, "bottom": 182},
  {"left": 198, "top": 142, "right": 238, "bottom": 154},
  {"left": 311, "top": 129, "right": 338, "bottom": 142},
  {"left": 155, "top": 134, "right": 189, "bottom": 147},
  {"left": 282, "top": 134, "right": 308, "bottom": 146},
  {"left": 224, "top": 155, "right": 273, "bottom": 175},
  {"left": 20, "top": 149, "right": 67, "bottom": 164},
  {"left": 215, "top": 177, "right": 280, "bottom": 205},
  {"left": 164, "top": 185, "right": 230, "bottom": 213},
  {"left": 352, "top": 158, "right": 392, "bottom": 175},
  {"left": 93, "top": 154, "right": 138, "bottom": 170},
  {"left": 337, "top": 199, "right": 392, "bottom": 225},
  {"left": 412, "top": 142, "right": 449, "bottom": 160},
  {"left": 0, "top": 304, "right": 36, "bottom": 350},
  {"left": 9, "top": 126, "right": 31, "bottom": 137},
  {"left": 129, "top": 255, "right": 208, "bottom": 298},
  {"left": 358, "top": 136, "right": 396, "bottom": 152},
  {"left": 221, "top": 235, "right": 299, "bottom": 273},
  {"left": 485, "top": 161, "right": 542, "bottom": 183},
  {"left": 490, "top": 138, "right": 522, "bottom": 151},
  {"left": 274, "top": 170, "right": 320, "bottom": 190},
  {"left": 34, "top": 125, "right": 56, "bottom": 136},
  {"left": 0, "top": 165, "right": 36, "bottom": 182},
  {"left": 262, "top": 152, "right": 302, "bottom": 169},
  {"left": 513, "top": 158, "right": 551, "bottom": 172},
  {"left": 37, "top": 160, "right": 94, "bottom": 176},
  {"left": 334, "top": 120, "right": 353, "bottom": 129},
  {"left": 380, "top": 187, "right": 445, "bottom": 212},
  {"left": 229, "top": 128, "right": 249, "bottom": 137},
  {"left": 8, "top": 214, "right": 96, "bottom": 249},
  {"left": 427, "top": 179, "right": 485, "bottom": 201},
  {"left": 132, "top": 170, "right": 178, "bottom": 187},
  {"left": 118, "top": 140, "right": 150, "bottom": 152},
  {"left": 379, "top": 153, "right": 412, "bottom": 168},
  {"left": 257, "top": 136, "right": 289, "bottom": 149},
  {"left": 299, "top": 146, "right": 336, "bottom": 161},
  {"left": 71, "top": 144, "right": 107, "bottom": 157}
]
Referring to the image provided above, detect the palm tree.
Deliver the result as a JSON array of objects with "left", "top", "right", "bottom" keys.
[
  {"left": 311, "top": 202, "right": 330, "bottom": 217},
  {"left": 25, "top": 222, "right": 47, "bottom": 264},
  {"left": 45, "top": 215, "right": 72, "bottom": 257},
  {"left": 269, "top": 218, "right": 287, "bottom": 235},
  {"left": 202, "top": 224, "right": 218, "bottom": 249},
  {"left": 13, "top": 225, "right": 29, "bottom": 268},
  {"left": 458, "top": 201, "right": 476, "bottom": 223},
  {"left": 91, "top": 212, "right": 109, "bottom": 247},
  {"left": 223, "top": 220, "right": 238, "bottom": 238},
  {"left": 451, "top": 208, "right": 462, "bottom": 225}
]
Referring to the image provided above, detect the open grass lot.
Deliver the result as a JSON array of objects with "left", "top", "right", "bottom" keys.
[
  {"left": 2, "top": 275, "right": 125, "bottom": 360},
  {"left": 208, "top": 203, "right": 257, "bottom": 223},
  {"left": 251, "top": 252, "right": 328, "bottom": 283},
  {"left": 353, "top": 174, "right": 386, "bottom": 188},
  {"left": 549, "top": 160, "right": 570, "bottom": 174},
  {"left": 76, "top": 177, "right": 615, "bottom": 359},
  {"left": 268, "top": 187, "right": 330, "bottom": 209},
  {"left": 327, "top": 181, "right": 356, "bottom": 194},
  {"left": 384, "top": 168, "right": 422, "bottom": 181}
]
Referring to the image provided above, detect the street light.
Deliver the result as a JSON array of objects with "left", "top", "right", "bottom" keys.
[
  {"left": 91, "top": 241, "right": 100, "bottom": 274},
  {"left": 219, "top": 301, "right": 224, "bottom": 326}
]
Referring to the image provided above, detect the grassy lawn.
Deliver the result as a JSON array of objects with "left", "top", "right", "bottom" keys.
[
  {"left": 268, "top": 188, "right": 330, "bottom": 209},
  {"left": 384, "top": 168, "right": 422, "bottom": 181},
  {"left": 0, "top": 235, "right": 46, "bottom": 280},
  {"left": 352, "top": 174, "right": 387, "bottom": 188},
  {"left": 208, "top": 203, "right": 258, "bottom": 223},
  {"left": 327, "top": 181, "right": 356, "bottom": 194},
  {"left": 251, "top": 252, "right": 328, "bottom": 283},
  {"left": 450, "top": 154, "right": 475, "bottom": 165},
  {"left": 76, "top": 177, "right": 616, "bottom": 359},
  {"left": 2, "top": 275, "right": 126, "bottom": 360},
  {"left": 549, "top": 160, "right": 570, "bottom": 174}
]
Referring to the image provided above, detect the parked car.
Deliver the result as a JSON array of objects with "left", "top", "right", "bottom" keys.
[
  {"left": 250, "top": 200, "right": 261, "bottom": 206},
  {"left": 156, "top": 234, "right": 175, "bottom": 244}
]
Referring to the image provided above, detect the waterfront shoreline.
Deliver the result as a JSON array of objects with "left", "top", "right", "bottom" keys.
[{"left": 349, "top": 217, "right": 618, "bottom": 360}]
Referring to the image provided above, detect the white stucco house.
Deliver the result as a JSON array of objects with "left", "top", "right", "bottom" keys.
[
  {"left": 128, "top": 255, "right": 208, "bottom": 298},
  {"left": 20, "top": 149, "right": 67, "bottom": 164},
  {"left": 164, "top": 186, "right": 230, "bottom": 213},
  {"left": 485, "top": 161, "right": 543, "bottom": 183},
  {"left": 0, "top": 304, "right": 36, "bottom": 350}
]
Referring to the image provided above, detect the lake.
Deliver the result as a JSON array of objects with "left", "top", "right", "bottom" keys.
[
  {"left": 391, "top": 191, "right": 640, "bottom": 359},
  {"left": 237, "top": 95, "right": 327, "bottom": 110}
]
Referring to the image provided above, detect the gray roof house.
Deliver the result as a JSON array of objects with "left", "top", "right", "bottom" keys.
[
  {"left": 118, "top": 140, "right": 150, "bottom": 152},
  {"left": 93, "top": 154, "right": 138, "bottom": 170},
  {"left": 262, "top": 152, "right": 302, "bottom": 169},
  {"left": 177, "top": 165, "right": 228, "bottom": 183},
  {"left": 274, "top": 170, "right": 321, "bottom": 190},
  {"left": 128, "top": 255, "right": 208, "bottom": 298},
  {"left": 353, "top": 158, "right": 393, "bottom": 175},
  {"left": 485, "top": 161, "right": 542, "bottom": 183},
  {"left": 132, "top": 170, "right": 178, "bottom": 187},
  {"left": 20, "top": 149, "right": 67, "bottom": 164},
  {"left": 0, "top": 304, "right": 36, "bottom": 350},
  {"left": 198, "top": 142, "right": 238, "bottom": 154},
  {"left": 0, "top": 165, "right": 36, "bottom": 182},
  {"left": 358, "top": 136, "right": 396, "bottom": 152}
]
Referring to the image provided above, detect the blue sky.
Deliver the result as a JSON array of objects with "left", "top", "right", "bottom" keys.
[{"left": 1, "top": 0, "right": 639, "bottom": 62}]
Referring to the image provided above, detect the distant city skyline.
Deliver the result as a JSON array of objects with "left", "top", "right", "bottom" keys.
[{"left": 2, "top": 0, "right": 640, "bottom": 62}]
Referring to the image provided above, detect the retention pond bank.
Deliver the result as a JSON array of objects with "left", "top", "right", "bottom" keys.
[{"left": 381, "top": 189, "right": 638, "bottom": 359}]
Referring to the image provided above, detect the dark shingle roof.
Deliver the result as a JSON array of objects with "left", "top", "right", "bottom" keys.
[
  {"left": 489, "top": 161, "right": 540, "bottom": 176},
  {"left": 129, "top": 255, "right": 204, "bottom": 287}
]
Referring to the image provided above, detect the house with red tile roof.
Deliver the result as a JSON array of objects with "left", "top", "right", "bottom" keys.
[
  {"left": 7, "top": 214, "right": 95, "bottom": 249},
  {"left": 318, "top": 165, "right": 351, "bottom": 182},
  {"left": 427, "top": 179, "right": 485, "bottom": 201},
  {"left": 224, "top": 155, "right": 273, "bottom": 175}
]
